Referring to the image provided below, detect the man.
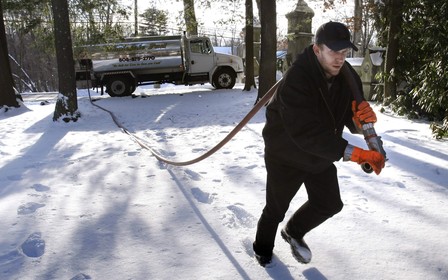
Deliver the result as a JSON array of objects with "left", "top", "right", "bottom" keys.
[{"left": 253, "top": 21, "right": 385, "bottom": 267}]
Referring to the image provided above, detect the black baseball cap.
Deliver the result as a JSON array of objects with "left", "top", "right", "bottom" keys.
[{"left": 315, "top": 22, "right": 358, "bottom": 51}]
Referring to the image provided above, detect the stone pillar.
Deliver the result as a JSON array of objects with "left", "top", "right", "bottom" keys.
[
  {"left": 286, "top": 0, "right": 314, "bottom": 66},
  {"left": 241, "top": 25, "right": 261, "bottom": 61},
  {"left": 240, "top": 25, "right": 261, "bottom": 76}
]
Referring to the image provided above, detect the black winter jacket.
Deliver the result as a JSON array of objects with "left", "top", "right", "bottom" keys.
[{"left": 263, "top": 45, "right": 362, "bottom": 173}]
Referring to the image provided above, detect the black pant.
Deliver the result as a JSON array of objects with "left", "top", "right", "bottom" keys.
[{"left": 254, "top": 157, "right": 343, "bottom": 256}]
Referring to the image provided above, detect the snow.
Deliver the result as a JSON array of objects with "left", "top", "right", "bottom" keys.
[
  {"left": 370, "top": 51, "right": 384, "bottom": 66},
  {"left": 346, "top": 57, "right": 363, "bottom": 67},
  {"left": 1, "top": 83, "right": 447, "bottom": 280}
]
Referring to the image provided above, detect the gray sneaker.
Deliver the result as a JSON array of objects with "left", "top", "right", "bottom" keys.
[{"left": 281, "top": 229, "right": 312, "bottom": 264}]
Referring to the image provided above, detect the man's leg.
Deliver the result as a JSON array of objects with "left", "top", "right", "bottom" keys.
[
  {"left": 285, "top": 164, "right": 343, "bottom": 239},
  {"left": 253, "top": 158, "right": 306, "bottom": 257}
]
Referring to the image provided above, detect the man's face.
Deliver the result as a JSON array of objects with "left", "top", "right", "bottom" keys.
[{"left": 313, "top": 44, "right": 350, "bottom": 78}]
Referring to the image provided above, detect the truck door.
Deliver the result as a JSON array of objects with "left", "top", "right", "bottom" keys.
[{"left": 187, "top": 38, "right": 215, "bottom": 75}]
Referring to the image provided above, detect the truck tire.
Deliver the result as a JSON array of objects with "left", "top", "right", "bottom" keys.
[
  {"left": 212, "top": 68, "right": 236, "bottom": 89},
  {"left": 106, "top": 76, "right": 133, "bottom": 97}
]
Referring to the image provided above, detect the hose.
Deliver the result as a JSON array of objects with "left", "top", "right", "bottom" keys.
[{"left": 87, "top": 80, "right": 282, "bottom": 166}]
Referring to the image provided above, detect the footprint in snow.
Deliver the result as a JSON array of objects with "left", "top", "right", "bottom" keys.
[
  {"left": 241, "top": 237, "right": 255, "bottom": 257},
  {"left": 192, "top": 148, "right": 207, "bottom": 153},
  {"left": 62, "top": 152, "right": 74, "bottom": 159},
  {"left": 31, "top": 183, "right": 50, "bottom": 192},
  {"left": 7, "top": 174, "right": 22, "bottom": 181},
  {"left": 245, "top": 164, "right": 258, "bottom": 170},
  {"left": 157, "top": 161, "right": 167, "bottom": 170},
  {"left": 70, "top": 273, "right": 92, "bottom": 280},
  {"left": 17, "top": 202, "right": 46, "bottom": 215},
  {"left": 224, "top": 205, "right": 257, "bottom": 228},
  {"left": 158, "top": 149, "right": 176, "bottom": 158},
  {"left": 185, "top": 169, "right": 201, "bottom": 181},
  {"left": 191, "top": 188, "right": 214, "bottom": 204},
  {"left": 20, "top": 232, "right": 45, "bottom": 258}
]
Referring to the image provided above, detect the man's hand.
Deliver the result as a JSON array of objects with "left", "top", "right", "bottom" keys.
[
  {"left": 350, "top": 146, "right": 385, "bottom": 175},
  {"left": 352, "top": 101, "right": 377, "bottom": 129}
]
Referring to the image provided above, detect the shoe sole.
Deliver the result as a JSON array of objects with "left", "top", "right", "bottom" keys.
[{"left": 281, "top": 230, "right": 312, "bottom": 264}]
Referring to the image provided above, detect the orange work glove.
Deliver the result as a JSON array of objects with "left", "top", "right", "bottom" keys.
[
  {"left": 351, "top": 146, "right": 385, "bottom": 175},
  {"left": 352, "top": 101, "right": 377, "bottom": 129}
]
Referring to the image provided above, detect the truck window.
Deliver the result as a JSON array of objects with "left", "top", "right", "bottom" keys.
[
  {"left": 204, "top": 40, "right": 212, "bottom": 54},
  {"left": 190, "top": 39, "right": 212, "bottom": 54}
]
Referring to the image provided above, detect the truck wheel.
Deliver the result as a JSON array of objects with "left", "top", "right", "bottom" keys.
[
  {"left": 129, "top": 84, "right": 136, "bottom": 94},
  {"left": 213, "top": 68, "right": 236, "bottom": 89},
  {"left": 106, "top": 76, "right": 132, "bottom": 97}
]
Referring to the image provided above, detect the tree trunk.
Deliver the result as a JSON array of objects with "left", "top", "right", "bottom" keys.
[
  {"left": 51, "top": 0, "right": 79, "bottom": 122},
  {"left": 353, "top": 0, "right": 363, "bottom": 56},
  {"left": 243, "top": 0, "right": 256, "bottom": 91},
  {"left": 0, "top": 0, "right": 19, "bottom": 108},
  {"left": 383, "top": 0, "right": 403, "bottom": 105},
  {"left": 183, "top": 0, "right": 198, "bottom": 36},
  {"left": 257, "top": 1, "right": 276, "bottom": 102},
  {"left": 134, "top": 0, "right": 138, "bottom": 36}
]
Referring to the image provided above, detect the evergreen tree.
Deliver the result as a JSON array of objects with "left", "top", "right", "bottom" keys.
[
  {"left": 377, "top": 0, "right": 448, "bottom": 137},
  {"left": 140, "top": 7, "right": 169, "bottom": 36}
]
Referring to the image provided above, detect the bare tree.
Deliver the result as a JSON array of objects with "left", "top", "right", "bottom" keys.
[
  {"left": 183, "top": 0, "right": 198, "bottom": 36},
  {"left": 243, "top": 0, "right": 256, "bottom": 91},
  {"left": 256, "top": 0, "right": 276, "bottom": 101},
  {"left": 51, "top": 0, "right": 79, "bottom": 122},
  {"left": 0, "top": 0, "right": 19, "bottom": 108},
  {"left": 323, "top": 0, "right": 377, "bottom": 55},
  {"left": 353, "top": 0, "right": 362, "bottom": 55},
  {"left": 134, "top": 0, "right": 138, "bottom": 36}
]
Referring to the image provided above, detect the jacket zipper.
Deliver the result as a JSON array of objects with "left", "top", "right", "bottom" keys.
[{"left": 319, "top": 88, "right": 337, "bottom": 134}]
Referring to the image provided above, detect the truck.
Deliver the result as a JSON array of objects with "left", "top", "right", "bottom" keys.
[{"left": 74, "top": 35, "right": 244, "bottom": 97}]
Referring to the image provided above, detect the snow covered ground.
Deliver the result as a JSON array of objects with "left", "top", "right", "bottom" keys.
[{"left": 1, "top": 83, "right": 447, "bottom": 280}]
